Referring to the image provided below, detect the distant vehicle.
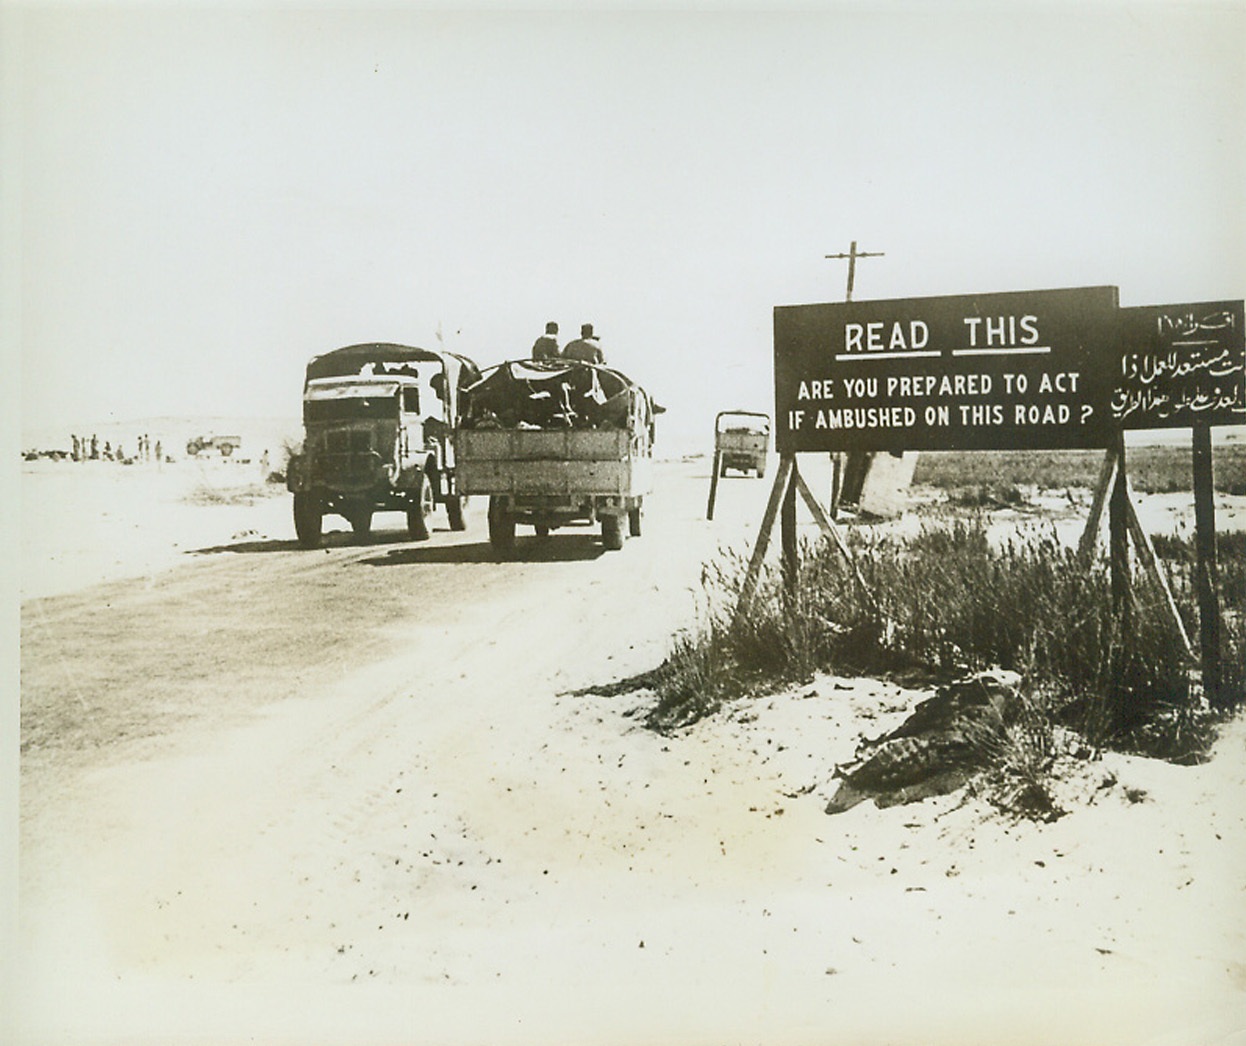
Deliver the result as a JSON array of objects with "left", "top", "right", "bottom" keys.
[
  {"left": 714, "top": 410, "right": 770, "bottom": 478},
  {"left": 186, "top": 434, "right": 242, "bottom": 458},
  {"left": 454, "top": 359, "right": 656, "bottom": 554},
  {"left": 285, "top": 343, "right": 482, "bottom": 548}
]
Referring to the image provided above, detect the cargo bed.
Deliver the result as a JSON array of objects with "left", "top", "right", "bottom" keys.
[{"left": 455, "top": 359, "right": 658, "bottom": 554}]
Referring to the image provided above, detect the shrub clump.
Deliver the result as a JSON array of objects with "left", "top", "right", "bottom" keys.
[{"left": 645, "top": 518, "right": 1245, "bottom": 791}]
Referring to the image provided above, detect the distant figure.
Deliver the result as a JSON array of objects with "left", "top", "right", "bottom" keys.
[
  {"left": 155, "top": 439, "right": 163, "bottom": 464},
  {"left": 90, "top": 434, "right": 99, "bottom": 460},
  {"left": 531, "top": 321, "right": 560, "bottom": 360},
  {"left": 72, "top": 435, "right": 81, "bottom": 462},
  {"left": 562, "top": 322, "right": 605, "bottom": 365}
]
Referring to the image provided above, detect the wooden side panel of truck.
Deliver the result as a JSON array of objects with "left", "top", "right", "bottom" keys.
[{"left": 455, "top": 429, "right": 652, "bottom": 498}]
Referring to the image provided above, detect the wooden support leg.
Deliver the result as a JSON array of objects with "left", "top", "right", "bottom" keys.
[
  {"left": 1120, "top": 473, "right": 1194, "bottom": 661},
  {"left": 781, "top": 462, "right": 798, "bottom": 604},
  {"left": 1108, "top": 434, "right": 1131, "bottom": 624},
  {"left": 1078, "top": 445, "right": 1118, "bottom": 565},
  {"left": 706, "top": 449, "right": 722, "bottom": 520},
  {"left": 792, "top": 466, "right": 877, "bottom": 613},
  {"left": 733, "top": 456, "right": 794, "bottom": 626}
]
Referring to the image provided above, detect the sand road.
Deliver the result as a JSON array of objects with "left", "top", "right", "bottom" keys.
[{"left": 15, "top": 458, "right": 1246, "bottom": 1046}]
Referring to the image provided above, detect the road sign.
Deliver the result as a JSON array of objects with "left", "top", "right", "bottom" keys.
[
  {"left": 1114, "top": 300, "right": 1245, "bottom": 429},
  {"left": 773, "top": 286, "right": 1119, "bottom": 453}
]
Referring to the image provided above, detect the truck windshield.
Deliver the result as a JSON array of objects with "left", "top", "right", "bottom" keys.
[{"left": 304, "top": 396, "right": 398, "bottom": 423}]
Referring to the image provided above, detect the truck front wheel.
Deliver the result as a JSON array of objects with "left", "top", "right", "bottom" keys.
[
  {"left": 628, "top": 504, "right": 643, "bottom": 537},
  {"left": 293, "top": 493, "right": 323, "bottom": 549},
  {"left": 601, "top": 513, "right": 625, "bottom": 551},
  {"left": 487, "top": 496, "right": 515, "bottom": 554},
  {"left": 446, "top": 494, "right": 467, "bottom": 532},
  {"left": 407, "top": 474, "right": 433, "bottom": 541}
]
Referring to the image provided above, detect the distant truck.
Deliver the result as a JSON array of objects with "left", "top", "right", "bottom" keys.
[
  {"left": 455, "top": 359, "right": 657, "bottom": 554},
  {"left": 714, "top": 410, "right": 770, "bottom": 478},
  {"left": 285, "top": 342, "right": 482, "bottom": 548},
  {"left": 186, "top": 434, "right": 242, "bottom": 458}
]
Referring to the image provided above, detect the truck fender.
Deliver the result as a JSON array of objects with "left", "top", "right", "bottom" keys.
[{"left": 285, "top": 453, "right": 309, "bottom": 492}]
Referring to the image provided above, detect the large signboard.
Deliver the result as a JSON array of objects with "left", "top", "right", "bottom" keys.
[
  {"left": 773, "top": 286, "right": 1119, "bottom": 453},
  {"left": 1114, "top": 300, "right": 1245, "bottom": 429}
]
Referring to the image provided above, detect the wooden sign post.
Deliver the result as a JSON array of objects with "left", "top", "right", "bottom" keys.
[{"left": 1193, "top": 422, "right": 1223, "bottom": 705}]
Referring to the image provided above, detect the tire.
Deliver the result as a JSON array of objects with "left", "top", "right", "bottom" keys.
[
  {"left": 488, "top": 495, "right": 515, "bottom": 554},
  {"left": 218, "top": 442, "right": 235, "bottom": 457},
  {"left": 446, "top": 494, "right": 467, "bottom": 532},
  {"left": 293, "top": 493, "right": 323, "bottom": 549},
  {"left": 757, "top": 462, "right": 766, "bottom": 479},
  {"left": 720, "top": 460, "right": 730, "bottom": 477},
  {"left": 407, "top": 473, "right": 433, "bottom": 541},
  {"left": 601, "top": 513, "right": 625, "bottom": 551},
  {"left": 348, "top": 508, "right": 373, "bottom": 538},
  {"left": 534, "top": 523, "right": 550, "bottom": 538},
  {"left": 628, "top": 504, "right": 642, "bottom": 537}
]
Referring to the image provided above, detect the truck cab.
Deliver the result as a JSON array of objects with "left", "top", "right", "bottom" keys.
[{"left": 287, "top": 343, "right": 481, "bottom": 547}]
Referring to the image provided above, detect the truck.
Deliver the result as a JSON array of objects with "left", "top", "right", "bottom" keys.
[
  {"left": 713, "top": 410, "right": 770, "bottom": 478},
  {"left": 454, "top": 359, "right": 657, "bottom": 554},
  {"left": 186, "top": 434, "right": 242, "bottom": 458},
  {"left": 286, "top": 342, "right": 482, "bottom": 548}
]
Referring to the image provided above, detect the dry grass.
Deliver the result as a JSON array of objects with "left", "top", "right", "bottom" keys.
[{"left": 643, "top": 514, "right": 1246, "bottom": 816}]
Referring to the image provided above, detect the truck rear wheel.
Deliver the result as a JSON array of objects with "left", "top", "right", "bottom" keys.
[
  {"left": 293, "top": 493, "right": 323, "bottom": 549},
  {"left": 601, "top": 513, "right": 625, "bottom": 551},
  {"left": 348, "top": 508, "right": 373, "bottom": 538},
  {"left": 407, "top": 474, "right": 433, "bottom": 541},
  {"left": 446, "top": 494, "right": 467, "bottom": 532},
  {"left": 488, "top": 496, "right": 515, "bottom": 554}
]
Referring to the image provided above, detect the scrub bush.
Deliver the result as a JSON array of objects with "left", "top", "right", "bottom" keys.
[{"left": 647, "top": 517, "right": 1242, "bottom": 766}]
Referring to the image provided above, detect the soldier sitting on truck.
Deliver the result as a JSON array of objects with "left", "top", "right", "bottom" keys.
[
  {"left": 531, "top": 321, "right": 560, "bottom": 359},
  {"left": 562, "top": 323, "right": 606, "bottom": 364}
]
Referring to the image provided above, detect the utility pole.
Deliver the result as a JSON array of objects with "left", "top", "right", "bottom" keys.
[
  {"left": 825, "top": 240, "right": 884, "bottom": 302},
  {"left": 824, "top": 241, "right": 885, "bottom": 514}
]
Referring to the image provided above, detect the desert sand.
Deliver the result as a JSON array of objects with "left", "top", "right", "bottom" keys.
[{"left": 13, "top": 449, "right": 1246, "bottom": 1046}]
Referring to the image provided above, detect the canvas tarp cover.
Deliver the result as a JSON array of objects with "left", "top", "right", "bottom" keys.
[
  {"left": 304, "top": 343, "right": 482, "bottom": 389},
  {"left": 461, "top": 360, "right": 649, "bottom": 432}
]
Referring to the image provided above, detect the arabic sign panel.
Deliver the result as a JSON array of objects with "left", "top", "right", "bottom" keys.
[
  {"left": 1114, "top": 300, "right": 1245, "bottom": 429},
  {"left": 773, "top": 286, "right": 1119, "bottom": 453}
]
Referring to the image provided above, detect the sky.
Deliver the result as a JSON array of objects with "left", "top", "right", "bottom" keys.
[{"left": 4, "top": 1, "right": 1245, "bottom": 450}]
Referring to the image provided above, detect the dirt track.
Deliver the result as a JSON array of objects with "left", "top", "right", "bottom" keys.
[{"left": 16, "top": 459, "right": 1246, "bottom": 1046}]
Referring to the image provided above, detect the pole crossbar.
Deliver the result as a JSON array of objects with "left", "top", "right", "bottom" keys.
[{"left": 824, "top": 240, "right": 884, "bottom": 302}]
